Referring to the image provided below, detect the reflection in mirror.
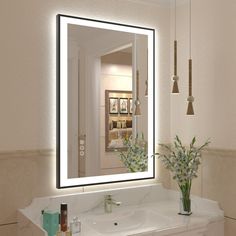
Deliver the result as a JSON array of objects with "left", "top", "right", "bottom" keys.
[
  {"left": 57, "top": 14, "right": 155, "bottom": 188},
  {"left": 105, "top": 90, "right": 133, "bottom": 152}
]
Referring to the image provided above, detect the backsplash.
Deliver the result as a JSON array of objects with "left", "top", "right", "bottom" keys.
[{"left": 170, "top": 148, "right": 236, "bottom": 236}]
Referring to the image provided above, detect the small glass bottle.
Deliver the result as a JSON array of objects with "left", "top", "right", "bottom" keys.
[
  {"left": 60, "top": 203, "right": 68, "bottom": 232},
  {"left": 70, "top": 216, "right": 81, "bottom": 235}
]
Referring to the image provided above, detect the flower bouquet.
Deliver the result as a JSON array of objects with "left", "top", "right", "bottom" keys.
[{"left": 154, "top": 135, "right": 210, "bottom": 215}]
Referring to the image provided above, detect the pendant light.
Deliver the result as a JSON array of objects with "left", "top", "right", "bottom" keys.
[
  {"left": 172, "top": 0, "right": 179, "bottom": 93},
  {"left": 134, "top": 70, "right": 141, "bottom": 116},
  {"left": 187, "top": 0, "right": 194, "bottom": 115},
  {"left": 145, "top": 79, "right": 148, "bottom": 97},
  {"left": 145, "top": 49, "right": 148, "bottom": 97},
  {"left": 134, "top": 34, "right": 141, "bottom": 116}
]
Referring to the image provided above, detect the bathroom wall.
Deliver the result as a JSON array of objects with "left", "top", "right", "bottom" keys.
[
  {"left": 0, "top": 0, "right": 171, "bottom": 235},
  {"left": 169, "top": 0, "right": 236, "bottom": 235}
]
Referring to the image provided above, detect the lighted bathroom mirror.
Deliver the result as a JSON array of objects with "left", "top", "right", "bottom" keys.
[{"left": 57, "top": 14, "right": 155, "bottom": 188}]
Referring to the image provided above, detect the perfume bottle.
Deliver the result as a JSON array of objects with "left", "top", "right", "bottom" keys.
[
  {"left": 60, "top": 203, "right": 68, "bottom": 232},
  {"left": 70, "top": 216, "right": 81, "bottom": 236}
]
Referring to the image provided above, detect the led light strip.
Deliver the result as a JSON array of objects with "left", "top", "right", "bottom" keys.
[{"left": 58, "top": 15, "right": 155, "bottom": 187}]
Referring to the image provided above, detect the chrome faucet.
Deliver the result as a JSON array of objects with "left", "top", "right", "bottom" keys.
[{"left": 104, "top": 194, "right": 121, "bottom": 213}]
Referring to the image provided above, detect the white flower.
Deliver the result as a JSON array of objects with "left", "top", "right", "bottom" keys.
[{"left": 154, "top": 136, "right": 210, "bottom": 188}]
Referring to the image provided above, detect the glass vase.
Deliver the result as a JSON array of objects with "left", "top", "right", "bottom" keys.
[{"left": 179, "top": 191, "right": 192, "bottom": 215}]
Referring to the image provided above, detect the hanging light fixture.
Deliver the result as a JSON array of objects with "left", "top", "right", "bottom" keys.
[
  {"left": 145, "top": 49, "right": 148, "bottom": 97},
  {"left": 187, "top": 0, "right": 194, "bottom": 115},
  {"left": 172, "top": 0, "right": 179, "bottom": 93},
  {"left": 144, "top": 79, "right": 148, "bottom": 97},
  {"left": 134, "top": 34, "right": 141, "bottom": 116},
  {"left": 134, "top": 70, "right": 141, "bottom": 115}
]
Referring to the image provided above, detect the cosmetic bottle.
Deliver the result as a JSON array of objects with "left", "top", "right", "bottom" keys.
[
  {"left": 60, "top": 203, "right": 68, "bottom": 232},
  {"left": 70, "top": 216, "right": 81, "bottom": 235},
  {"left": 42, "top": 210, "right": 59, "bottom": 236}
]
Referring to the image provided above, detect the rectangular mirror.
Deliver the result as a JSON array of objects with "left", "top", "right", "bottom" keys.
[{"left": 57, "top": 14, "right": 155, "bottom": 188}]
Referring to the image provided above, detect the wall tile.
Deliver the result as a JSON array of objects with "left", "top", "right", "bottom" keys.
[
  {"left": 0, "top": 224, "right": 17, "bottom": 236},
  {"left": 0, "top": 149, "right": 163, "bottom": 228},
  {"left": 225, "top": 217, "right": 236, "bottom": 236},
  {"left": 0, "top": 151, "right": 84, "bottom": 225},
  {"left": 202, "top": 150, "right": 236, "bottom": 218}
]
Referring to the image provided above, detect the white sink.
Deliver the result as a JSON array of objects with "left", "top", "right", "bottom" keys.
[{"left": 85, "top": 209, "right": 171, "bottom": 234}]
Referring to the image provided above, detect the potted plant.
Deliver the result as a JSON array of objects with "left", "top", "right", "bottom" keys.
[{"left": 154, "top": 135, "right": 210, "bottom": 215}]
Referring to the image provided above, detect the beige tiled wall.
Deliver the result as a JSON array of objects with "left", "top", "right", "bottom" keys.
[
  {"left": 170, "top": 148, "right": 236, "bottom": 236},
  {"left": 202, "top": 149, "right": 236, "bottom": 236},
  {"left": 0, "top": 224, "right": 17, "bottom": 236},
  {"left": 2, "top": 148, "right": 236, "bottom": 235},
  {"left": 0, "top": 150, "right": 84, "bottom": 233},
  {"left": 0, "top": 150, "right": 169, "bottom": 235},
  {"left": 225, "top": 218, "right": 236, "bottom": 236}
]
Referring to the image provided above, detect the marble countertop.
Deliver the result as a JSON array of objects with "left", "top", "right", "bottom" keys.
[
  {"left": 76, "top": 199, "right": 223, "bottom": 236},
  {"left": 18, "top": 184, "right": 224, "bottom": 236}
]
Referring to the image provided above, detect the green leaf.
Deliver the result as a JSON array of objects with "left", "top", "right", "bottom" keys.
[{"left": 154, "top": 135, "right": 210, "bottom": 185}]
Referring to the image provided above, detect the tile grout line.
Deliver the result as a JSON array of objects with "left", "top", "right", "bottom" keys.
[
  {"left": 0, "top": 222, "right": 17, "bottom": 227},
  {"left": 225, "top": 216, "right": 236, "bottom": 221}
]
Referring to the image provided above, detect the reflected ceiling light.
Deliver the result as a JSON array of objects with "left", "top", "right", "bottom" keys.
[
  {"left": 172, "top": 0, "right": 179, "bottom": 94},
  {"left": 187, "top": 0, "right": 194, "bottom": 115}
]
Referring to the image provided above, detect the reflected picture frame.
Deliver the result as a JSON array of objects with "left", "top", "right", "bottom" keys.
[
  {"left": 109, "top": 98, "right": 119, "bottom": 114},
  {"left": 119, "top": 98, "right": 128, "bottom": 114}
]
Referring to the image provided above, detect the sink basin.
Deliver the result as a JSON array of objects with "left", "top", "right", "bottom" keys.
[{"left": 85, "top": 209, "right": 171, "bottom": 234}]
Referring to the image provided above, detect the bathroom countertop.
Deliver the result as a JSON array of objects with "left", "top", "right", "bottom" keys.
[
  {"left": 77, "top": 200, "right": 223, "bottom": 236},
  {"left": 18, "top": 184, "right": 224, "bottom": 236}
]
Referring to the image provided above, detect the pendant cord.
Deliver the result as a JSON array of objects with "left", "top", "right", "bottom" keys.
[
  {"left": 174, "top": 0, "right": 177, "bottom": 75},
  {"left": 189, "top": 0, "right": 192, "bottom": 96},
  {"left": 135, "top": 34, "right": 137, "bottom": 69},
  {"left": 189, "top": 0, "right": 192, "bottom": 59},
  {"left": 175, "top": 0, "right": 176, "bottom": 40}
]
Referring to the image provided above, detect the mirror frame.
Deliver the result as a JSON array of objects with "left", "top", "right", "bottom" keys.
[{"left": 56, "top": 14, "right": 155, "bottom": 188}]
